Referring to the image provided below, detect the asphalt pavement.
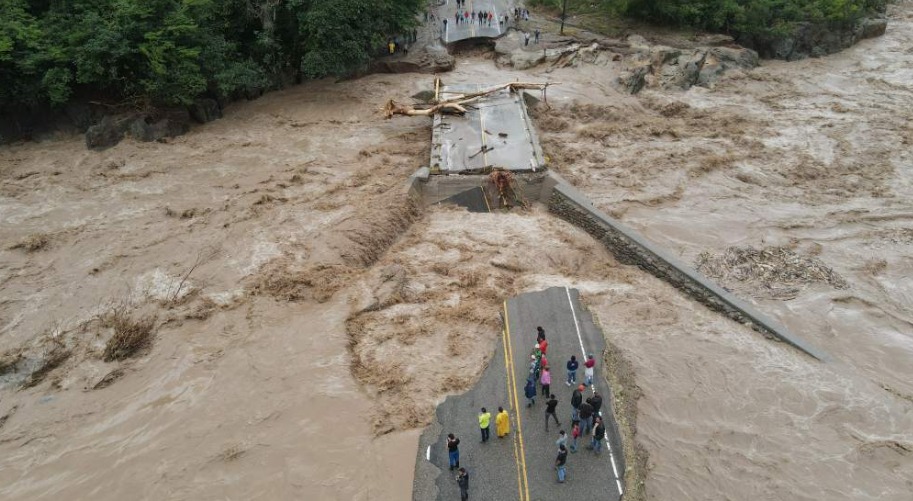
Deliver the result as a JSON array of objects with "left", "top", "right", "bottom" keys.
[
  {"left": 437, "top": 0, "right": 508, "bottom": 43},
  {"left": 413, "top": 287, "right": 624, "bottom": 500}
]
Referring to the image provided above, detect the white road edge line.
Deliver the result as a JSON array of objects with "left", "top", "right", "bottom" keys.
[
  {"left": 426, "top": 445, "right": 431, "bottom": 461},
  {"left": 564, "top": 286, "right": 624, "bottom": 497}
]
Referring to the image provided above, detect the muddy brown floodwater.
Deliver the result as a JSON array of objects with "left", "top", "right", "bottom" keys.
[{"left": 2, "top": 2, "right": 913, "bottom": 500}]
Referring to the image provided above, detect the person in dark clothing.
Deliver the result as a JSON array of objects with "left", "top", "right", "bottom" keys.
[
  {"left": 524, "top": 376, "right": 537, "bottom": 407},
  {"left": 578, "top": 400, "right": 594, "bottom": 435},
  {"left": 545, "top": 395, "right": 561, "bottom": 431},
  {"left": 566, "top": 355, "right": 578, "bottom": 386},
  {"left": 570, "top": 384, "right": 583, "bottom": 423},
  {"left": 588, "top": 391, "right": 604, "bottom": 418},
  {"left": 555, "top": 444, "right": 568, "bottom": 483},
  {"left": 590, "top": 417, "right": 606, "bottom": 455},
  {"left": 447, "top": 433, "right": 461, "bottom": 470},
  {"left": 457, "top": 467, "right": 470, "bottom": 500}
]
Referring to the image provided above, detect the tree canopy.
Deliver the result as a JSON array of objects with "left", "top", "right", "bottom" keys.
[
  {"left": 0, "top": 0, "right": 422, "bottom": 112},
  {"left": 619, "top": 0, "right": 887, "bottom": 36}
]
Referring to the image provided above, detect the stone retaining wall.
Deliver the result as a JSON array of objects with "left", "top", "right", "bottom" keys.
[{"left": 547, "top": 180, "right": 826, "bottom": 361}]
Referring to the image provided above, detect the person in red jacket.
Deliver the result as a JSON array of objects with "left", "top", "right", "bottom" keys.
[
  {"left": 536, "top": 327, "right": 548, "bottom": 354},
  {"left": 584, "top": 354, "right": 596, "bottom": 386}
]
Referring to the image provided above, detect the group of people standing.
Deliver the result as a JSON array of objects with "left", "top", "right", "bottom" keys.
[
  {"left": 446, "top": 326, "right": 610, "bottom": 498},
  {"left": 450, "top": 7, "right": 497, "bottom": 28}
]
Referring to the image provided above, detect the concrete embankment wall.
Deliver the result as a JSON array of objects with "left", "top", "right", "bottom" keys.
[
  {"left": 545, "top": 176, "right": 826, "bottom": 361},
  {"left": 406, "top": 167, "right": 825, "bottom": 361}
]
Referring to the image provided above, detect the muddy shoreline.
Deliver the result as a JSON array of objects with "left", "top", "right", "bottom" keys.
[{"left": 2, "top": 2, "right": 913, "bottom": 499}]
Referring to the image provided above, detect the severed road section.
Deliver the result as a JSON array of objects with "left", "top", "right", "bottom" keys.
[
  {"left": 437, "top": 0, "right": 508, "bottom": 43},
  {"left": 431, "top": 83, "right": 546, "bottom": 173},
  {"left": 413, "top": 287, "right": 624, "bottom": 501}
]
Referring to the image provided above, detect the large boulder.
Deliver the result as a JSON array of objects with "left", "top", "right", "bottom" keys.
[
  {"left": 616, "top": 65, "right": 650, "bottom": 95},
  {"left": 861, "top": 18, "right": 887, "bottom": 39},
  {"left": 709, "top": 46, "right": 759, "bottom": 69},
  {"left": 126, "top": 108, "right": 191, "bottom": 142},
  {"left": 188, "top": 98, "right": 222, "bottom": 124},
  {"left": 85, "top": 116, "right": 126, "bottom": 150}
]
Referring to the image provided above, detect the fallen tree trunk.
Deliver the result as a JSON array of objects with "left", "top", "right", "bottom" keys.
[{"left": 384, "top": 80, "right": 557, "bottom": 119}]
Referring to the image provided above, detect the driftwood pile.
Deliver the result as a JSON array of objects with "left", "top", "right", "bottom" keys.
[
  {"left": 383, "top": 78, "right": 554, "bottom": 119},
  {"left": 696, "top": 246, "right": 848, "bottom": 299}
]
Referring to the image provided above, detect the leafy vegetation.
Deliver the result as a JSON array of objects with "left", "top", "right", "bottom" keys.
[
  {"left": 532, "top": 0, "right": 886, "bottom": 38},
  {"left": 0, "top": 0, "right": 422, "bottom": 113},
  {"left": 619, "top": 0, "right": 886, "bottom": 36}
]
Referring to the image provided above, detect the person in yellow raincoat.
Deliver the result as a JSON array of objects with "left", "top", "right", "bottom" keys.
[{"left": 496, "top": 406, "right": 510, "bottom": 438}]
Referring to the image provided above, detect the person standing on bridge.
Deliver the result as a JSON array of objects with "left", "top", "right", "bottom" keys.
[
  {"left": 588, "top": 391, "right": 604, "bottom": 419},
  {"left": 570, "top": 421, "right": 581, "bottom": 452},
  {"left": 545, "top": 394, "right": 561, "bottom": 431},
  {"left": 478, "top": 408, "right": 491, "bottom": 442},
  {"left": 556, "top": 429, "right": 568, "bottom": 449},
  {"left": 470, "top": 10, "right": 475, "bottom": 22},
  {"left": 464, "top": 10, "right": 469, "bottom": 24},
  {"left": 584, "top": 354, "right": 596, "bottom": 386},
  {"left": 571, "top": 384, "right": 584, "bottom": 423},
  {"left": 496, "top": 406, "right": 510, "bottom": 438},
  {"left": 447, "top": 433, "right": 461, "bottom": 470},
  {"left": 536, "top": 326, "right": 548, "bottom": 354},
  {"left": 534, "top": 28, "right": 540, "bottom": 44},
  {"left": 566, "top": 355, "right": 578, "bottom": 386},
  {"left": 524, "top": 376, "right": 537, "bottom": 407},
  {"left": 488, "top": 11, "right": 493, "bottom": 27},
  {"left": 590, "top": 416, "right": 606, "bottom": 455},
  {"left": 540, "top": 366, "right": 552, "bottom": 398},
  {"left": 443, "top": 18, "right": 448, "bottom": 32},
  {"left": 524, "top": 32, "right": 531, "bottom": 46},
  {"left": 455, "top": 11, "right": 459, "bottom": 25},
  {"left": 555, "top": 444, "right": 569, "bottom": 483},
  {"left": 457, "top": 467, "right": 470, "bottom": 500},
  {"left": 579, "top": 399, "right": 595, "bottom": 435}
]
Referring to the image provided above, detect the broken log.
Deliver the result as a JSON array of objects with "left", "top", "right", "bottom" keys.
[{"left": 383, "top": 81, "right": 558, "bottom": 119}]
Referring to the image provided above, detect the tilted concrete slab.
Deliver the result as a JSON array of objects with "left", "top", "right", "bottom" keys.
[
  {"left": 437, "top": 186, "right": 492, "bottom": 212},
  {"left": 430, "top": 85, "right": 546, "bottom": 174}
]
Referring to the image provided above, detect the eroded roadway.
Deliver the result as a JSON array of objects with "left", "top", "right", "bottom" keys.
[{"left": 413, "top": 287, "right": 624, "bottom": 501}]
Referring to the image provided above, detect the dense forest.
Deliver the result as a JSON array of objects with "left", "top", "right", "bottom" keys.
[
  {"left": 537, "top": 0, "right": 887, "bottom": 38},
  {"left": 0, "top": 0, "right": 423, "bottom": 113},
  {"left": 619, "top": 0, "right": 887, "bottom": 35}
]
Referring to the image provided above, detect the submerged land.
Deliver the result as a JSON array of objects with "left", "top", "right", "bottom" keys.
[{"left": 1, "top": 1, "right": 913, "bottom": 500}]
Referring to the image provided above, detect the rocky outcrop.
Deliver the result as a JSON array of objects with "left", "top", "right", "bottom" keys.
[
  {"left": 85, "top": 116, "right": 128, "bottom": 150},
  {"left": 86, "top": 109, "right": 192, "bottom": 149},
  {"left": 615, "top": 36, "right": 759, "bottom": 94},
  {"left": 738, "top": 16, "right": 888, "bottom": 61},
  {"left": 189, "top": 98, "right": 222, "bottom": 124},
  {"left": 367, "top": 42, "right": 454, "bottom": 74},
  {"left": 494, "top": 31, "right": 614, "bottom": 71}
]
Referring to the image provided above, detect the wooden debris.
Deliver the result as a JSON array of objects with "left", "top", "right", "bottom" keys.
[{"left": 383, "top": 79, "right": 557, "bottom": 119}]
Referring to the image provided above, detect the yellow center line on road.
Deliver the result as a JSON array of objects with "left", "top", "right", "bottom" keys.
[
  {"left": 502, "top": 301, "right": 530, "bottom": 501},
  {"left": 501, "top": 322, "right": 523, "bottom": 501}
]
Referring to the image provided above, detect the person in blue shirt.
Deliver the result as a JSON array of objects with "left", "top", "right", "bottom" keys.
[{"left": 566, "top": 355, "right": 579, "bottom": 386}]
